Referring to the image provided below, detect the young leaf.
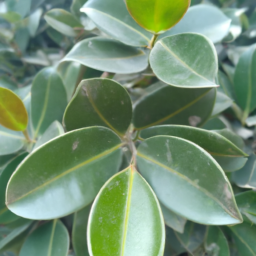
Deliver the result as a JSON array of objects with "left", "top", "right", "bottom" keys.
[
  {"left": 61, "top": 37, "right": 149, "bottom": 74},
  {"left": 0, "top": 154, "right": 27, "bottom": 224},
  {"left": 72, "top": 205, "right": 91, "bottom": 256},
  {"left": 45, "top": 9, "right": 83, "bottom": 37},
  {"left": 125, "top": 0, "right": 190, "bottom": 34},
  {"left": 31, "top": 67, "right": 67, "bottom": 137},
  {"left": 205, "top": 227, "right": 230, "bottom": 256},
  {"left": 33, "top": 121, "right": 64, "bottom": 150},
  {"left": 0, "top": 126, "right": 25, "bottom": 156},
  {"left": 133, "top": 82, "right": 216, "bottom": 129},
  {"left": 0, "top": 88, "right": 28, "bottom": 131},
  {"left": 88, "top": 166, "right": 165, "bottom": 256},
  {"left": 6, "top": 127, "right": 122, "bottom": 220},
  {"left": 137, "top": 136, "right": 243, "bottom": 225},
  {"left": 234, "top": 45, "right": 256, "bottom": 122},
  {"left": 140, "top": 125, "right": 247, "bottom": 158},
  {"left": 64, "top": 78, "right": 132, "bottom": 136},
  {"left": 232, "top": 154, "right": 256, "bottom": 188},
  {"left": 158, "top": 5, "right": 231, "bottom": 43},
  {"left": 150, "top": 33, "right": 218, "bottom": 88},
  {"left": 81, "top": 0, "right": 152, "bottom": 47},
  {"left": 160, "top": 203, "right": 186, "bottom": 233},
  {"left": 19, "top": 220, "right": 69, "bottom": 256}
]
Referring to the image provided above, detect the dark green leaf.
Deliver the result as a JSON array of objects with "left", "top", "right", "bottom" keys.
[
  {"left": 150, "top": 34, "right": 218, "bottom": 88},
  {"left": 133, "top": 82, "right": 216, "bottom": 129},
  {"left": 137, "top": 136, "right": 242, "bottom": 225},
  {"left": 6, "top": 127, "right": 122, "bottom": 220},
  {"left": 88, "top": 166, "right": 165, "bottom": 256},
  {"left": 64, "top": 78, "right": 132, "bottom": 136}
]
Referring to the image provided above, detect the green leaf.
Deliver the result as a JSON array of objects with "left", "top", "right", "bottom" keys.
[
  {"left": 232, "top": 154, "right": 256, "bottom": 188},
  {"left": 218, "top": 70, "right": 235, "bottom": 99},
  {"left": 0, "top": 87, "right": 28, "bottom": 131},
  {"left": 6, "top": 127, "right": 122, "bottom": 220},
  {"left": 205, "top": 226, "right": 230, "bottom": 256},
  {"left": 160, "top": 203, "right": 186, "bottom": 233},
  {"left": 125, "top": 0, "right": 190, "bottom": 34},
  {"left": 211, "top": 91, "right": 233, "bottom": 117},
  {"left": 150, "top": 34, "right": 218, "bottom": 88},
  {"left": 236, "top": 191, "right": 256, "bottom": 222},
  {"left": 27, "top": 8, "right": 43, "bottom": 37},
  {"left": 81, "top": 0, "right": 152, "bottom": 47},
  {"left": 133, "top": 82, "right": 216, "bottom": 129},
  {"left": 88, "top": 166, "right": 165, "bottom": 256},
  {"left": 31, "top": 67, "right": 67, "bottom": 137},
  {"left": 140, "top": 125, "right": 247, "bottom": 158},
  {"left": 72, "top": 204, "right": 91, "bottom": 256},
  {"left": 229, "top": 222, "right": 256, "bottom": 256},
  {"left": 0, "top": 126, "right": 25, "bottom": 156},
  {"left": 214, "top": 155, "right": 248, "bottom": 172},
  {"left": 6, "top": 0, "right": 31, "bottom": 18},
  {"left": 234, "top": 44, "right": 256, "bottom": 121},
  {"left": 0, "top": 154, "right": 27, "bottom": 224},
  {"left": 158, "top": 5, "right": 231, "bottom": 43},
  {"left": 71, "top": 0, "right": 87, "bottom": 17},
  {"left": 137, "top": 136, "right": 242, "bottom": 225},
  {"left": 64, "top": 78, "right": 132, "bottom": 136},
  {"left": 45, "top": 9, "right": 83, "bottom": 37},
  {"left": 0, "top": 12, "right": 21, "bottom": 23},
  {"left": 20, "top": 220, "right": 69, "bottom": 256},
  {"left": 61, "top": 37, "right": 149, "bottom": 74},
  {"left": 202, "top": 116, "right": 229, "bottom": 130},
  {"left": 33, "top": 121, "right": 64, "bottom": 150},
  {"left": 246, "top": 115, "right": 256, "bottom": 126}
]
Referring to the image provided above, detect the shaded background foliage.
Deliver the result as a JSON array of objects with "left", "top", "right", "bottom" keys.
[{"left": 1, "top": 0, "right": 256, "bottom": 255}]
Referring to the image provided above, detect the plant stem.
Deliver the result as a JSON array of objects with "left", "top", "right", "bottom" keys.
[
  {"left": 148, "top": 34, "right": 158, "bottom": 49},
  {"left": 22, "top": 129, "right": 32, "bottom": 143}
]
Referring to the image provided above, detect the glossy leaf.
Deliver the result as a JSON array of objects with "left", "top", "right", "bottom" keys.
[
  {"left": 72, "top": 205, "right": 91, "bottom": 256},
  {"left": 33, "top": 121, "right": 64, "bottom": 150},
  {"left": 159, "top": 5, "right": 231, "bottom": 43},
  {"left": 150, "top": 34, "right": 218, "bottom": 88},
  {"left": 45, "top": 9, "right": 83, "bottom": 37},
  {"left": 202, "top": 116, "right": 229, "bottom": 130},
  {"left": 20, "top": 220, "right": 69, "bottom": 256},
  {"left": 236, "top": 191, "right": 256, "bottom": 221},
  {"left": 234, "top": 45, "right": 256, "bottom": 121},
  {"left": 133, "top": 82, "right": 216, "bottom": 129},
  {"left": 64, "top": 78, "right": 132, "bottom": 136},
  {"left": 205, "top": 227, "right": 230, "bottom": 256},
  {"left": 160, "top": 203, "right": 186, "bottom": 233},
  {"left": 0, "top": 87, "right": 28, "bottom": 131},
  {"left": 0, "top": 126, "right": 25, "bottom": 156},
  {"left": 61, "top": 37, "right": 149, "bottom": 74},
  {"left": 232, "top": 154, "right": 256, "bottom": 188},
  {"left": 0, "top": 154, "right": 27, "bottom": 224},
  {"left": 229, "top": 222, "right": 256, "bottom": 256},
  {"left": 140, "top": 125, "right": 247, "bottom": 158},
  {"left": 6, "top": 127, "right": 122, "bottom": 220},
  {"left": 125, "top": 0, "right": 190, "bottom": 34},
  {"left": 81, "top": 0, "right": 152, "bottom": 47},
  {"left": 31, "top": 67, "right": 67, "bottom": 137},
  {"left": 218, "top": 70, "right": 235, "bottom": 99},
  {"left": 211, "top": 91, "right": 233, "bottom": 117},
  {"left": 214, "top": 155, "right": 247, "bottom": 172},
  {"left": 88, "top": 166, "right": 165, "bottom": 256},
  {"left": 137, "top": 136, "right": 242, "bottom": 225}
]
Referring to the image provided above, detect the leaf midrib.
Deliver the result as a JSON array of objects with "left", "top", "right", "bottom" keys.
[
  {"left": 47, "top": 220, "right": 57, "bottom": 256},
  {"left": 7, "top": 143, "right": 123, "bottom": 205},
  {"left": 137, "top": 152, "right": 240, "bottom": 221}
]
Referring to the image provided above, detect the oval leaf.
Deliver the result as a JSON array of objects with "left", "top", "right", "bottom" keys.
[
  {"left": 150, "top": 33, "right": 218, "bottom": 88},
  {"left": 61, "top": 37, "right": 149, "bottom": 74},
  {"left": 45, "top": 9, "right": 83, "bottom": 37},
  {"left": 140, "top": 125, "right": 247, "bottom": 157},
  {"left": 234, "top": 44, "right": 256, "bottom": 122},
  {"left": 6, "top": 127, "right": 122, "bottom": 220},
  {"left": 20, "top": 220, "right": 69, "bottom": 256},
  {"left": 125, "top": 0, "right": 190, "bottom": 34},
  {"left": 0, "top": 126, "right": 25, "bottom": 156},
  {"left": 159, "top": 5, "right": 231, "bottom": 43},
  {"left": 0, "top": 154, "right": 27, "bottom": 224},
  {"left": 137, "top": 136, "right": 242, "bottom": 225},
  {"left": 31, "top": 67, "right": 67, "bottom": 137},
  {"left": 64, "top": 78, "right": 132, "bottom": 136},
  {"left": 88, "top": 166, "right": 165, "bottom": 256},
  {"left": 81, "top": 0, "right": 152, "bottom": 47},
  {"left": 0, "top": 88, "right": 28, "bottom": 131},
  {"left": 133, "top": 81, "right": 216, "bottom": 129}
]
